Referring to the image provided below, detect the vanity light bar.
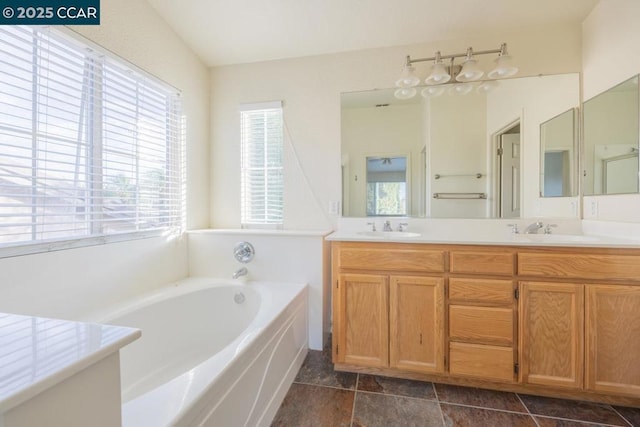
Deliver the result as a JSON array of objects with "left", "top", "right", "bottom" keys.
[{"left": 395, "top": 43, "right": 518, "bottom": 99}]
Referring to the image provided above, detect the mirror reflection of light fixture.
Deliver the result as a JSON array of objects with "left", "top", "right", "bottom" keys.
[
  {"left": 449, "top": 83, "right": 475, "bottom": 96},
  {"left": 394, "top": 43, "right": 517, "bottom": 99},
  {"left": 421, "top": 86, "right": 446, "bottom": 98},
  {"left": 476, "top": 80, "right": 499, "bottom": 94},
  {"left": 394, "top": 87, "right": 417, "bottom": 99}
]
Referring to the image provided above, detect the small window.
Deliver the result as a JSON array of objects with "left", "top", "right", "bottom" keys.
[
  {"left": 0, "top": 26, "right": 183, "bottom": 256},
  {"left": 239, "top": 101, "right": 283, "bottom": 227}
]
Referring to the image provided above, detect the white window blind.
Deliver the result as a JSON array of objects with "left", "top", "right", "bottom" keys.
[
  {"left": 240, "top": 101, "right": 283, "bottom": 226},
  {"left": 0, "top": 26, "right": 183, "bottom": 255}
]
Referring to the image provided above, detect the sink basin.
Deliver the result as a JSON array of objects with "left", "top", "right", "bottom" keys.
[
  {"left": 357, "top": 231, "right": 422, "bottom": 239},
  {"left": 518, "top": 234, "right": 600, "bottom": 243}
]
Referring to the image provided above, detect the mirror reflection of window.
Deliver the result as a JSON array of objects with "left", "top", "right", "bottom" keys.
[{"left": 366, "top": 156, "right": 407, "bottom": 216}]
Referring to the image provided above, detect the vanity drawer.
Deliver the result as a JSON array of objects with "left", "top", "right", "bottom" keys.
[
  {"left": 450, "top": 251, "right": 515, "bottom": 276},
  {"left": 337, "top": 244, "right": 445, "bottom": 273},
  {"left": 449, "top": 342, "right": 514, "bottom": 382},
  {"left": 448, "top": 278, "right": 514, "bottom": 304},
  {"left": 518, "top": 252, "right": 640, "bottom": 281},
  {"left": 449, "top": 305, "right": 514, "bottom": 346}
]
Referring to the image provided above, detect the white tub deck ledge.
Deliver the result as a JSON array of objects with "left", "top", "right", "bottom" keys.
[{"left": 0, "top": 312, "right": 140, "bottom": 427}]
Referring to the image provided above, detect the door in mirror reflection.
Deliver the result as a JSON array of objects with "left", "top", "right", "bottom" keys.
[
  {"left": 498, "top": 132, "right": 521, "bottom": 218},
  {"left": 366, "top": 156, "right": 408, "bottom": 216}
]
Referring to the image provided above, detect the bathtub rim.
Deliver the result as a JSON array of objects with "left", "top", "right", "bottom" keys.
[
  {"left": 85, "top": 277, "right": 293, "bottom": 324},
  {"left": 94, "top": 277, "right": 307, "bottom": 426}
]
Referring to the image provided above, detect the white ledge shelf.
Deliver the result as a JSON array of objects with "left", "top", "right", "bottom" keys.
[{"left": 0, "top": 312, "right": 140, "bottom": 415}]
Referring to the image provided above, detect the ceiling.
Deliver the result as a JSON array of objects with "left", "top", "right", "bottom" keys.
[{"left": 145, "top": 0, "right": 598, "bottom": 67}]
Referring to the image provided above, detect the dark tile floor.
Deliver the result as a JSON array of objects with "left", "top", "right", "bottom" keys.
[{"left": 272, "top": 345, "right": 640, "bottom": 427}]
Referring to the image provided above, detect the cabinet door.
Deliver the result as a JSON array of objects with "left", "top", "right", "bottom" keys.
[
  {"left": 586, "top": 284, "right": 640, "bottom": 396},
  {"left": 520, "top": 281, "right": 584, "bottom": 389},
  {"left": 389, "top": 276, "right": 444, "bottom": 373},
  {"left": 335, "top": 273, "right": 388, "bottom": 367}
]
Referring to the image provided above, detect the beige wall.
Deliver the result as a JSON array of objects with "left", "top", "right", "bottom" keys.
[
  {"left": 0, "top": 0, "right": 210, "bottom": 319},
  {"left": 210, "top": 25, "right": 583, "bottom": 229},
  {"left": 582, "top": 0, "right": 640, "bottom": 222}
]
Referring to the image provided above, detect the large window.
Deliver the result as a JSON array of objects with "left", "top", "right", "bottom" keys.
[
  {"left": 0, "top": 26, "right": 183, "bottom": 255},
  {"left": 239, "top": 101, "right": 283, "bottom": 227}
]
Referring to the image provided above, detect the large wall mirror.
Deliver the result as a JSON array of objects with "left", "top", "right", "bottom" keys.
[
  {"left": 583, "top": 75, "right": 639, "bottom": 196},
  {"left": 341, "top": 73, "right": 580, "bottom": 218}
]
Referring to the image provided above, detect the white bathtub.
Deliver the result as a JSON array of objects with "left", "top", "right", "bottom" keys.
[{"left": 98, "top": 278, "right": 308, "bottom": 427}]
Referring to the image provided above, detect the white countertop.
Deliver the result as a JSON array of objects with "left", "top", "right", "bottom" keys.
[
  {"left": 326, "top": 230, "right": 640, "bottom": 248},
  {"left": 327, "top": 218, "right": 640, "bottom": 248},
  {"left": 0, "top": 312, "right": 140, "bottom": 413}
]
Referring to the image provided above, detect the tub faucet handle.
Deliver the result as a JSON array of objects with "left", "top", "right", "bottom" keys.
[{"left": 366, "top": 221, "right": 376, "bottom": 231}]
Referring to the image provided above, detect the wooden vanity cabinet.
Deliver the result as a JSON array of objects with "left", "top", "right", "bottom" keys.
[
  {"left": 519, "top": 281, "right": 584, "bottom": 390},
  {"left": 390, "top": 276, "right": 444, "bottom": 374},
  {"left": 586, "top": 284, "right": 640, "bottom": 396},
  {"left": 334, "top": 273, "right": 388, "bottom": 367},
  {"left": 332, "top": 241, "right": 640, "bottom": 406},
  {"left": 448, "top": 249, "right": 518, "bottom": 383},
  {"left": 519, "top": 249, "right": 640, "bottom": 398},
  {"left": 332, "top": 242, "right": 445, "bottom": 373}
]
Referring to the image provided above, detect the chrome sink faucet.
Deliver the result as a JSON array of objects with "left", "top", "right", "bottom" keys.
[
  {"left": 383, "top": 220, "right": 392, "bottom": 232},
  {"left": 524, "top": 221, "right": 544, "bottom": 234}
]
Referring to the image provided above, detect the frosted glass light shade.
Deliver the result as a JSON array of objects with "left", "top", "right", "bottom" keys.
[
  {"left": 421, "top": 86, "right": 445, "bottom": 98},
  {"left": 476, "top": 80, "right": 499, "bottom": 94},
  {"left": 394, "top": 87, "right": 417, "bottom": 100},
  {"left": 449, "top": 83, "right": 474, "bottom": 96},
  {"left": 425, "top": 62, "right": 451, "bottom": 85},
  {"left": 395, "top": 64, "right": 420, "bottom": 88},
  {"left": 456, "top": 59, "right": 484, "bottom": 82},
  {"left": 487, "top": 55, "right": 518, "bottom": 79}
]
